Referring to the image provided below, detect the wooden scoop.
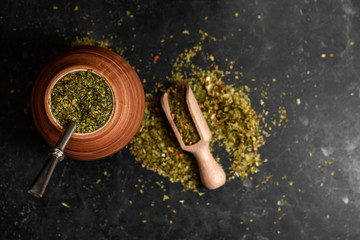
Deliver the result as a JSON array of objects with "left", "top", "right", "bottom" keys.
[{"left": 161, "top": 82, "right": 226, "bottom": 190}]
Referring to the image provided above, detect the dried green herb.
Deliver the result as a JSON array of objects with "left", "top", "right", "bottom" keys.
[
  {"left": 130, "top": 93, "right": 200, "bottom": 191},
  {"left": 167, "top": 84, "right": 200, "bottom": 145},
  {"left": 49, "top": 70, "right": 113, "bottom": 134},
  {"left": 71, "top": 36, "right": 112, "bottom": 49},
  {"left": 129, "top": 31, "right": 271, "bottom": 192}
]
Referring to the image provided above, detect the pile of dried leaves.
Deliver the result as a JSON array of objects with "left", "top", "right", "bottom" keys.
[{"left": 129, "top": 32, "right": 269, "bottom": 192}]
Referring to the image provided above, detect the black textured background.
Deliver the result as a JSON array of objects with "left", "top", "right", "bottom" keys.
[{"left": 1, "top": 0, "right": 360, "bottom": 239}]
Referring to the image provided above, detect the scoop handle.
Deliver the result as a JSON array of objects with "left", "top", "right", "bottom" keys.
[{"left": 192, "top": 143, "right": 226, "bottom": 190}]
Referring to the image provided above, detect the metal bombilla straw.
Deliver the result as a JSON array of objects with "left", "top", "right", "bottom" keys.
[{"left": 28, "top": 122, "right": 77, "bottom": 198}]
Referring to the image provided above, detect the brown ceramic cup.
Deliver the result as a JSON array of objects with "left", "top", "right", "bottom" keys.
[{"left": 31, "top": 45, "right": 145, "bottom": 160}]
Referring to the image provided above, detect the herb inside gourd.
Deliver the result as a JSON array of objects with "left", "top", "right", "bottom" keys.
[{"left": 49, "top": 70, "right": 113, "bottom": 134}]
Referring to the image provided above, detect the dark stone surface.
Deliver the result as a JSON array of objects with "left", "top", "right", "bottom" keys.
[{"left": 1, "top": 0, "right": 360, "bottom": 239}]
